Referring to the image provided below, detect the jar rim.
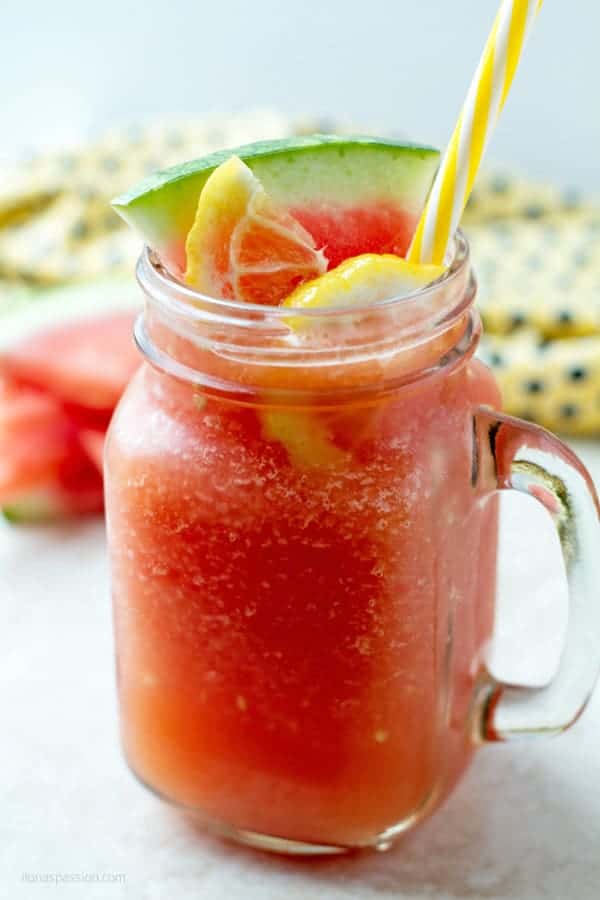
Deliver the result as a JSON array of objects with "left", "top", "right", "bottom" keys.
[
  {"left": 137, "top": 231, "right": 470, "bottom": 326},
  {"left": 134, "top": 230, "right": 479, "bottom": 404}
]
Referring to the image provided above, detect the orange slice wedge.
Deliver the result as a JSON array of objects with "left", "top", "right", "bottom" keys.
[{"left": 184, "top": 156, "right": 326, "bottom": 304}]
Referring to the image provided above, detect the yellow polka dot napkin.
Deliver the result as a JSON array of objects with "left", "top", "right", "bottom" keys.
[{"left": 464, "top": 172, "right": 600, "bottom": 434}]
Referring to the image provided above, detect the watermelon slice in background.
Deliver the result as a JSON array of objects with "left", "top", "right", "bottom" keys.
[
  {"left": 0, "top": 279, "right": 140, "bottom": 523},
  {"left": 0, "top": 377, "right": 105, "bottom": 522},
  {"left": 1, "top": 312, "right": 139, "bottom": 412},
  {"left": 79, "top": 429, "right": 106, "bottom": 474}
]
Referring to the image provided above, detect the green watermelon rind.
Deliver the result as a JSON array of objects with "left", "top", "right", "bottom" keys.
[
  {"left": 1, "top": 489, "right": 66, "bottom": 524},
  {"left": 113, "top": 134, "right": 439, "bottom": 204},
  {"left": 112, "top": 134, "right": 440, "bottom": 263}
]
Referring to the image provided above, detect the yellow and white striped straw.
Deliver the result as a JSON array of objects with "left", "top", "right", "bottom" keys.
[{"left": 408, "top": 0, "right": 544, "bottom": 266}]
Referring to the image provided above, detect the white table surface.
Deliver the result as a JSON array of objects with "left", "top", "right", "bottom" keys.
[{"left": 2, "top": 441, "right": 600, "bottom": 900}]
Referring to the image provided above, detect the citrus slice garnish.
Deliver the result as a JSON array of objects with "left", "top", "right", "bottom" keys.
[
  {"left": 262, "top": 409, "right": 348, "bottom": 469},
  {"left": 267, "top": 254, "right": 446, "bottom": 466},
  {"left": 184, "top": 156, "right": 326, "bottom": 304},
  {"left": 282, "top": 253, "right": 445, "bottom": 310}
]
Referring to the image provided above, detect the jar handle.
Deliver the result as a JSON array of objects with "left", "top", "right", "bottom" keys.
[{"left": 472, "top": 407, "right": 600, "bottom": 741}]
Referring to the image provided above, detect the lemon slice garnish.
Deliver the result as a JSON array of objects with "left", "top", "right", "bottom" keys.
[{"left": 283, "top": 253, "right": 445, "bottom": 311}]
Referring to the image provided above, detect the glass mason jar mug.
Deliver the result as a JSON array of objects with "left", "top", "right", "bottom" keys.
[{"left": 105, "top": 235, "right": 600, "bottom": 854}]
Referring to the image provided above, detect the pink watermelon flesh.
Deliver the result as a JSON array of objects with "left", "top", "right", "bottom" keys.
[
  {"left": 0, "top": 312, "right": 138, "bottom": 521},
  {"left": 0, "top": 378, "right": 104, "bottom": 520},
  {"left": 0, "top": 312, "right": 139, "bottom": 410},
  {"left": 291, "top": 202, "right": 417, "bottom": 271},
  {"left": 79, "top": 429, "right": 106, "bottom": 474}
]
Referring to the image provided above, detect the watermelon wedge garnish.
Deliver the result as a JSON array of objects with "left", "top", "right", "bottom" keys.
[{"left": 112, "top": 135, "right": 440, "bottom": 276}]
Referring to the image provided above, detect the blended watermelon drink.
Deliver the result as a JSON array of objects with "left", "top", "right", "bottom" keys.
[{"left": 107, "top": 137, "right": 501, "bottom": 850}]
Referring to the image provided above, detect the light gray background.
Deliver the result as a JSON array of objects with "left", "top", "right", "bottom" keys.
[{"left": 2, "top": 0, "right": 599, "bottom": 190}]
